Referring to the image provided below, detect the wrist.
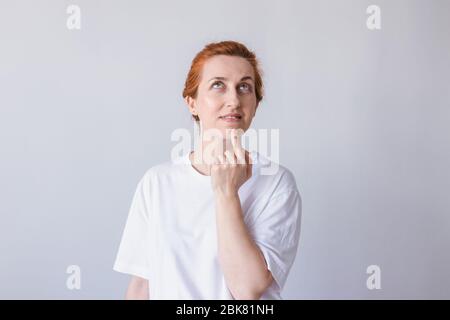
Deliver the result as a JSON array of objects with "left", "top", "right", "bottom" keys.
[{"left": 214, "top": 189, "right": 239, "bottom": 200}]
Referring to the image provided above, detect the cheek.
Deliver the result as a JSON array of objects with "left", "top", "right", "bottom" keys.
[
  {"left": 243, "top": 93, "right": 257, "bottom": 103},
  {"left": 201, "top": 94, "right": 223, "bottom": 113},
  {"left": 242, "top": 96, "right": 257, "bottom": 113}
]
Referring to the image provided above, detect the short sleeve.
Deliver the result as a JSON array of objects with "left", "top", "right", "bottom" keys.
[
  {"left": 248, "top": 188, "right": 302, "bottom": 292},
  {"left": 113, "top": 173, "right": 152, "bottom": 280}
]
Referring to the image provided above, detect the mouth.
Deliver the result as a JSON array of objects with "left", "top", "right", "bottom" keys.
[{"left": 219, "top": 114, "right": 242, "bottom": 122}]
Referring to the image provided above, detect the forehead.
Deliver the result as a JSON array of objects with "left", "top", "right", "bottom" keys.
[{"left": 201, "top": 55, "right": 254, "bottom": 80}]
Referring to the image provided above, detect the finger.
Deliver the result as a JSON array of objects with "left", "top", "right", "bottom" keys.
[
  {"left": 224, "top": 150, "right": 236, "bottom": 165},
  {"left": 245, "top": 151, "right": 252, "bottom": 177},
  {"left": 246, "top": 151, "right": 253, "bottom": 165},
  {"left": 230, "top": 130, "right": 245, "bottom": 164},
  {"left": 247, "top": 161, "right": 252, "bottom": 178},
  {"left": 217, "top": 154, "right": 226, "bottom": 165}
]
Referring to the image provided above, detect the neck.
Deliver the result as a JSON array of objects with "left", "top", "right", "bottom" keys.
[{"left": 189, "top": 127, "right": 247, "bottom": 176}]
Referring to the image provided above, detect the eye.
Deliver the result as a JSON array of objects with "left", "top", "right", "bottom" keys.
[
  {"left": 238, "top": 82, "right": 252, "bottom": 93},
  {"left": 211, "top": 81, "right": 225, "bottom": 89}
]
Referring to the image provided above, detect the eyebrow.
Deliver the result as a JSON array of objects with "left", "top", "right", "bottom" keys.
[{"left": 208, "top": 76, "right": 254, "bottom": 82}]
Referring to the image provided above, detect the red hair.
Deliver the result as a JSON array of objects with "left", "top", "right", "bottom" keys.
[{"left": 182, "top": 41, "right": 264, "bottom": 122}]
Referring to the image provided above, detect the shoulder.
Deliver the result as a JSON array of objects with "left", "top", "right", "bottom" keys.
[
  {"left": 253, "top": 152, "right": 299, "bottom": 196},
  {"left": 139, "top": 154, "right": 188, "bottom": 184}
]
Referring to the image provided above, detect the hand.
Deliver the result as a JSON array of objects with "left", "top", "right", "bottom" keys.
[{"left": 210, "top": 129, "right": 252, "bottom": 197}]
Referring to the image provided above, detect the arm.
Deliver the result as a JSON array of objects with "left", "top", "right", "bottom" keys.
[
  {"left": 125, "top": 276, "right": 149, "bottom": 300},
  {"left": 210, "top": 130, "right": 274, "bottom": 299},
  {"left": 215, "top": 191, "right": 274, "bottom": 300}
]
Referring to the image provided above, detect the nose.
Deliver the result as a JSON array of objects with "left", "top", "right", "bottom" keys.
[{"left": 225, "top": 87, "right": 241, "bottom": 108}]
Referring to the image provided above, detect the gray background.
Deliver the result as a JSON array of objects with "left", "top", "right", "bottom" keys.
[{"left": 1, "top": 0, "right": 449, "bottom": 299}]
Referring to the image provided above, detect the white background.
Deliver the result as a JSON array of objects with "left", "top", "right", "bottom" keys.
[{"left": 0, "top": 0, "right": 449, "bottom": 299}]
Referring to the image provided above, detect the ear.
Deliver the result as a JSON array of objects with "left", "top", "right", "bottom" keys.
[
  {"left": 253, "top": 102, "right": 259, "bottom": 117},
  {"left": 185, "top": 96, "right": 198, "bottom": 117}
]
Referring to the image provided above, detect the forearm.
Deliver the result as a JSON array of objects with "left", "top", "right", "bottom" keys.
[
  {"left": 125, "top": 276, "right": 149, "bottom": 300},
  {"left": 215, "top": 192, "right": 272, "bottom": 300}
]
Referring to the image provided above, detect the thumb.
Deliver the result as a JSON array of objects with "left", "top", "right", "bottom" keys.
[{"left": 246, "top": 152, "right": 253, "bottom": 178}]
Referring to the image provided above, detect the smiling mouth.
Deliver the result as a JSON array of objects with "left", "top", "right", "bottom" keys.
[{"left": 219, "top": 115, "right": 242, "bottom": 121}]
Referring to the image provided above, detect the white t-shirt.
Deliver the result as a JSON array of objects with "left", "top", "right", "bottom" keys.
[{"left": 113, "top": 150, "right": 302, "bottom": 299}]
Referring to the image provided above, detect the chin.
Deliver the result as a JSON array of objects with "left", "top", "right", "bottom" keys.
[{"left": 221, "top": 125, "right": 248, "bottom": 137}]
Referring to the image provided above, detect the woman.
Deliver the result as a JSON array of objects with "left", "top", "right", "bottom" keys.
[{"left": 113, "top": 41, "right": 302, "bottom": 300}]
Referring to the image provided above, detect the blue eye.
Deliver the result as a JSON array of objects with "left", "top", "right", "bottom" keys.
[
  {"left": 238, "top": 83, "right": 252, "bottom": 93},
  {"left": 211, "top": 81, "right": 224, "bottom": 89}
]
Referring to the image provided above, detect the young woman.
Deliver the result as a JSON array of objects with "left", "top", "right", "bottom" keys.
[{"left": 113, "top": 41, "right": 302, "bottom": 300}]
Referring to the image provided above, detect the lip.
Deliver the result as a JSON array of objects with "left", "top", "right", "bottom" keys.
[
  {"left": 219, "top": 113, "right": 242, "bottom": 121},
  {"left": 220, "top": 117, "right": 241, "bottom": 123}
]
